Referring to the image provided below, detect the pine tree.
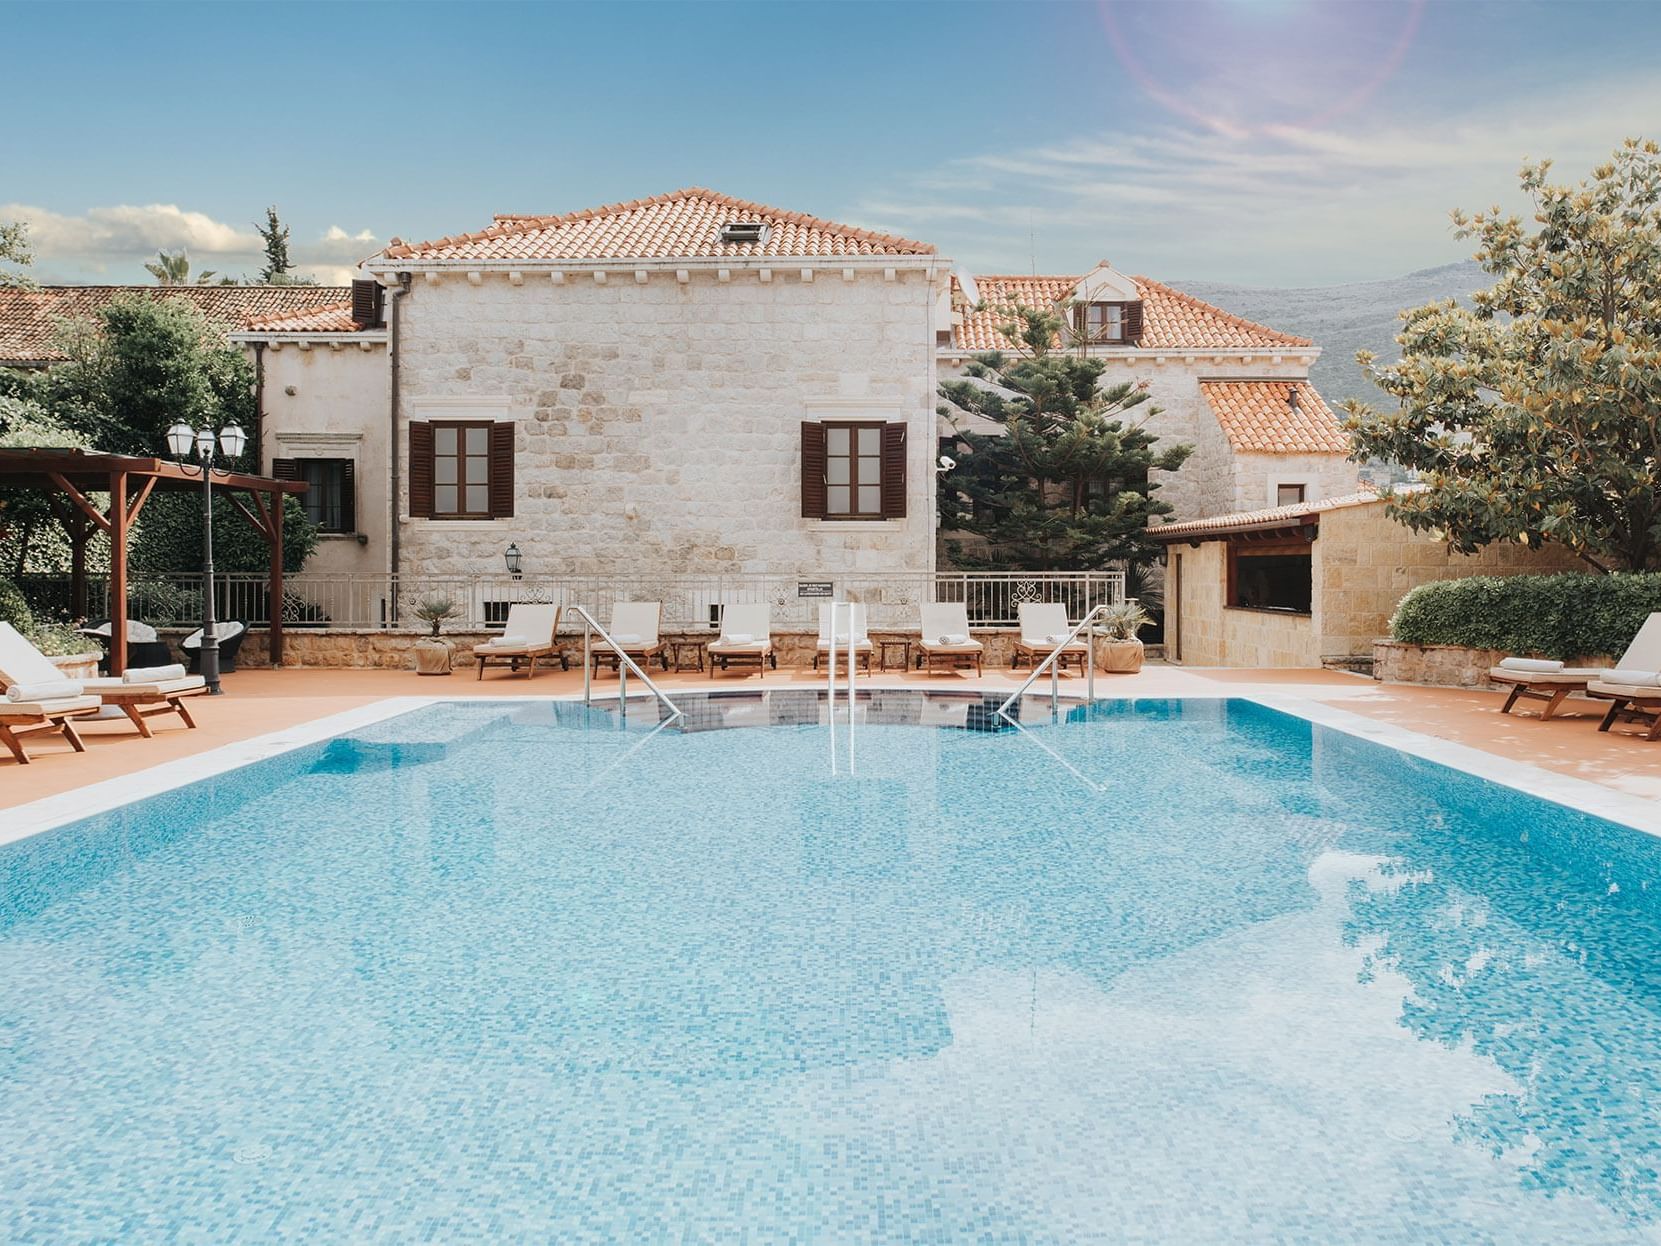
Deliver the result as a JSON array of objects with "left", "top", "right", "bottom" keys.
[{"left": 257, "top": 206, "right": 292, "bottom": 283}]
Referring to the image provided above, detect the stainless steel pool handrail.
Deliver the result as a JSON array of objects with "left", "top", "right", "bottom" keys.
[
  {"left": 996, "top": 602, "right": 1114, "bottom": 720},
  {"left": 573, "top": 604, "right": 683, "bottom": 722},
  {"left": 826, "top": 600, "right": 857, "bottom": 774}
]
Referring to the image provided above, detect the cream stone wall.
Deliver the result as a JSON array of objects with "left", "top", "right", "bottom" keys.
[
  {"left": 1167, "top": 541, "right": 1318, "bottom": 666},
  {"left": 940, "top": 353, "right": 1349, "bottom": 523},
  {"left": 396, "top": 270, "right": 938, "bottom": 579},
  {"left": 1312, "top": 502, "right": 1582, "bottom": 660},
  {"left": 252, "top": 342, "right": 390, "bottom": 575}
]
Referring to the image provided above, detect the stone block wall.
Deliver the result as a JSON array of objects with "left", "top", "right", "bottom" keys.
[{"left": 395, "top": 270, "right": 938, "bottom": 581}]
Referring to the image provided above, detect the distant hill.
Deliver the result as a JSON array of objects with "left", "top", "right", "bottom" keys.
[{"left": 1175, "top": 261, "right": 1487, "bottom": 408}]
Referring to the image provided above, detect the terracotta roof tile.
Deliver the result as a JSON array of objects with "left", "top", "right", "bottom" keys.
[
  {"left": 1199, "top": 380, "right": 1348, "bottom": 454},
  {"left": 237, "top": 301, "right": 369, "bottom": 334},
  {"left": 379, "top": 188, "right": 934, "bottom": 262},
  {"left": 950, "top": 274, "right": 1311, "bottom": 353},
  {"left": 1151, "top": 485, "right": 1423, "bottom": 539},
  {"left": 0, "top": 285, "right": 352, "bottom": 364}
]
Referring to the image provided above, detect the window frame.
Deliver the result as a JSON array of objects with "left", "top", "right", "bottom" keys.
[
  {"left": 1079, "top": 301, "right": 1128, "bottom": 344},
  {"left": 295, "top": 457, "right": 351, "bottom": 534},
  {"left": 821, "top": 420, "right": 887, "bottom": 521},
  {"left": 1274, "top": 482, "right": 1308, "bottom": 507},
  {"left": 429, "top": 419, "right": 495, "bottom": 521}
]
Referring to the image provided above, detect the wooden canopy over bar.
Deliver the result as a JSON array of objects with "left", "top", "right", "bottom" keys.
[{"left": 0, "top": 448, "right": 307, "bottom": 674}]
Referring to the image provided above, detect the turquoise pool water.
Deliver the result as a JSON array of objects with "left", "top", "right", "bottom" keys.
[{"left": 4, "top": 694, "right": 1661, "bottom": 1243}]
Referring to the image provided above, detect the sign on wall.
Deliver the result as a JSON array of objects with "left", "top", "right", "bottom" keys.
[{"left": 797, "top": 581, "right": 835, "bottom": 598}]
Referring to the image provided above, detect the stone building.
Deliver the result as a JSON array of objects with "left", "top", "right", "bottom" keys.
[
  {"left": 1151, "top": 491, "right": 1581, "bottom": 669},
  {"left": 937, "top": 264, "right": 1359, "bottom": 523}
]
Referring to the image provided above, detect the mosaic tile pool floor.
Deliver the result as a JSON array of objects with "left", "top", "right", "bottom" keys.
[{"left": 5, "top": 695, "right": 1661, "bottom": 1242}]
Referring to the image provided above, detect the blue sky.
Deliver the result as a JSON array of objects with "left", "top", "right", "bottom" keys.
[{"left": 5, "top": 0, "right": 1661, "bottom": 287}]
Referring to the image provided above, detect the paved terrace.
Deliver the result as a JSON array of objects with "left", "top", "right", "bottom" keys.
[{"left": 4, "top": 663, "right": 1659, "bottom": 812}]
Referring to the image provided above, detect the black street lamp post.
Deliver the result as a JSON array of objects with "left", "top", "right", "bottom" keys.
[{"left": 166, "top": 421, "right": 246, "bottom": 694}]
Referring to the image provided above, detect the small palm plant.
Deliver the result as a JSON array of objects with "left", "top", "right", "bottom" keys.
[
  {"left": 1094, "top": 601, "right": 1152, "bottom": 642},
  {"left": 413, "top": 596, "right": 460, "bottom": 638}
]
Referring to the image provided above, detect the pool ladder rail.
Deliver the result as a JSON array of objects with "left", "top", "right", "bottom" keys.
[
  {"left": 996, "top": 601, "right": 1115, "bottom": 721},
  {"left": 824, "top": 600, "right": 861, "bottom": 774},
  {"left": 573, "top": 604, "right": 684, "bottom": 723}
]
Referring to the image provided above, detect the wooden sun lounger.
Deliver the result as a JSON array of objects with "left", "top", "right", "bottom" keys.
[
  {"left": 812, "top": 603, "right": 872, "bottom": 671},
  {"left": 0, "top": 695, "right": 101, "bottom": 764},
  {"left": 916, "top": 603, "right": 984, "bottom": 675},
  {"left": 708, "top": 603, "right": 776, "bottom": 677},
  {"left": 81, "top": 676, "right": 207, "bottom": 736},
  {"left": 589, "top": 602, "right": 668, "bottom": 673},
  {"left": 474, "top": 604, "right": 565, "bottom": 679},
  {"left": 1490, "top": 613, "right": 1661, "bottom": 720},
  {"left": 1587, "top": 679, "right": 1661, "bottom": 741},
  {"left": 1011, "top": 603, "right": 1087, "bottom": 672}
]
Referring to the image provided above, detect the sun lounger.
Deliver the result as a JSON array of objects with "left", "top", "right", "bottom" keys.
[
  {"left": 1490, "top": 612, "right": 1661, "bottom": 719},
  {"left": 474, "top": 603, "right": 564, "bottom": 679},
  {"left": 708, "top": 603, "right": 775, "bottom": 677},
  {"left": 916, "top": 602, "right": 984, "bottom": 675},
  {"left": 0, "top": 622, "right": 205, "bottom": 741},
  {"left": 1012, "top": 603, "right": 1088, "bottom": 672},
  {"left": 813, "top": 603, "right": 872, "bottom": 672},
  {"left": 0, "top": 680, "right": 101, "bottom": 764},
  {"left": 590, "top": 601, "right": 667, "bottom": 673},
  {"left": 1586, "top": 669, "right": 1661, "bottom": 740}
]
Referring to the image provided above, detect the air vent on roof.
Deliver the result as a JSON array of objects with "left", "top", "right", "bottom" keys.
[{"left": 719, "top": 221, "right": 768, "bottom": 245}]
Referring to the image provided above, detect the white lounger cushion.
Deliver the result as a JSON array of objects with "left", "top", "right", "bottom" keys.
[
  {"left": 919, "top": 603, "right": 981, "bottom": 650},
  {"left": 1018, "top": 604, "right": 1070, "bottom": 646},
  {"left": 609, "top": 603, "right": 662, "bottom": 648},
  {"left": 719, "top": 632, "right": 754, "bottom": 645},
  {"left": 1498, "top": 657, "right": 1564, "bottom": 673},
  {"left": 1, "top": 694, "right": 99, "bottom": 716},
  {"left": 1602, "top": 670, "right": 1661, "bottom": 687},
  {"left": 610, "top": 632, "right": 644, "bottom": 645},
  {"left": 0, "top": 622, "right": 72, "bottom": 687},
  {"left": 816, "top": 603, "right": 869, "bottom": 646},
  {"left": 7, "top": 679, "right": 82, "bottom": 703},
  {"left": 482, "top": 634, "right": 530, "bottom": 648},
  {"left": 84, "top": 676, "right": 205, "bottom": 696}
]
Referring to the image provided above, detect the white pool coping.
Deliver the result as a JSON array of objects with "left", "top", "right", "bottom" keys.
[{"left": 4, "top": 686, "right": 1660, "bottom": 846}]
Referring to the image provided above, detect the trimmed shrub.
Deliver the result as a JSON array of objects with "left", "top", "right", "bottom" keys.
[
  {"left": 0, "top": 575, "right": 33, "bottom": 633},
  {"left": 1390, "top": 573, "right": 1661, "bottom": 659}
]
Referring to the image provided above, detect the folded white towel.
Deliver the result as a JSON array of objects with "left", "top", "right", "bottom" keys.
[
  {"left": 1498, "top": 657, "right": 1565, "bottom": 673},
  {"left": 1601, "top": 669, "right": 1661, "bottom": 687},
  {"left": 123, "top": 664, "right": 186, "bottom": 683},
  {"left": 1045, "top": 632, "right": 1071, "bottom": 644},
  {"left": 487, "top": 634, "right": 529, "bottom": 648},
  {"left": 719, "top": 632, "right": 754, "bottom": 645},
  {"left": 7, "top": 679, "right": 82, "bottom": 702},
  {"left": 937, "top": 632, "right": 971, "bottom": 646},
  {"left": 611, "top": 632, "right": 644, "bottom": 645}
]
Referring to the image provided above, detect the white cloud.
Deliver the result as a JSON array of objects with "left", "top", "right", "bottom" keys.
[
  {"left": 855, "top": 72, "right": 1661, "bottom": 286},
  {"left": 0, "top": 203, "right": 380, "bottom": 284}
]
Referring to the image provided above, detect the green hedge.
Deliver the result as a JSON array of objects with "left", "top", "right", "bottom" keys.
[{"left": 1390, "top": 573, "right": 1661, "bottom": 659}]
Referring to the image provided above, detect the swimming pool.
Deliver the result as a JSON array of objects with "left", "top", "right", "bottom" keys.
[{"left": 4, "top": 693, "right": 1661, "bottom": 1242}]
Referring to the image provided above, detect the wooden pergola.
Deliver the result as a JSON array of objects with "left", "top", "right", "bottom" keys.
[{"left": 0, "top": 448, "right": 307, "bottom": 673}]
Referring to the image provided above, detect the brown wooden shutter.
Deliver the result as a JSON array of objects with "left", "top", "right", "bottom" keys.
[
  {"left": 880, "top": 423, "right": 907, "bottom": 519},
  {"left": 351, "top": 279, "right": 384, "bottom": 329},
  {"left": 270, "top": 458, "right": 299, "bottom": 481},
  {"left": 801, "top": 421, "right": 827, "bottom": 518},
  {"left": 408, "top": 423, "right": 434, "bottom": 518},
  {"left": 488, "top": 422, "right": 515, "bottom": 518},
  {"left": 1124, "top": 300, "right": 1144, "bottom": 345},
  {"left": 339, "top": 459, "right": 356, "bottom": 533}
]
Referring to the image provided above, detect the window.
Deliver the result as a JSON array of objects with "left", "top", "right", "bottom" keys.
[
  {"left": 1227, "top": 544, "right": 1313, "bottom": 613},
  {"left": 409, "top": 420, "right": 514, "bottom": 520},
  {"left": 720, "top": 221, "right": 768, "bottom": 245},
  {"left": 800, "top": 420, "right": 906, "bottom": 520},
  {"left": 272, "top": 457, "right": 354, "bottom": 534},
  {"left": 1074, "top": 299, "right": 1143, "bottom": 344},
  {"left": 1275, "top": 482, "right": 1307, "bottom": 507}
]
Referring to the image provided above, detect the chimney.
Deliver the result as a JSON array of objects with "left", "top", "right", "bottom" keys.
[{"left": 1287, "top": 387, "right": 1302, "bottom": 412}]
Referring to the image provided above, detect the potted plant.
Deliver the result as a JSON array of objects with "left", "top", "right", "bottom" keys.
[
  {"left": 411, "top": 596, "right": 461, "bottom": 675},
  {"left": 33, "top": 623, "right": 104, "bottom": 681},
  {"left": 1094, "top": 601, "right": 1152, "bottom": 674}
]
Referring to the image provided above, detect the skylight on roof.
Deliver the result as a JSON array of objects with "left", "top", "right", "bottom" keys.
[{"left": 719, "top": 221, "right": 768, "bottom": 245}]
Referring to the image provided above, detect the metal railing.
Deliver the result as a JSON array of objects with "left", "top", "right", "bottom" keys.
[
  {"left": 997, "top": 602, "right": 1116, "bottom": 720},
  {"left": 572, "top": 605, "right": 682, "bottom": 723},
  {"left": 16, "top": 570, "right": 1125, "bottom": 632},
  {"left": 825, "top": 600, "right": 859, "bottom": 774}
]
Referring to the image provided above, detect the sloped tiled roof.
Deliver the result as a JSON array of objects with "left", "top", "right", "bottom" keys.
[
  {"left": 237, "top": 301, "right": 371, "bottom": 335},
  {"left": 950, "top": 273, "right": 1312, "bottom": 353},
  {"left": 1150, "top": 488, "right": 1402, "bottom": 540},
  {"left": 379, "top": 188, "right": 935, "bottom": 262},
  {"left": 1199, "top": 380, "right": 1348, "bottom": 454},
  {"left": 0, "top": 285, "right": 352, "bottom": 364}
]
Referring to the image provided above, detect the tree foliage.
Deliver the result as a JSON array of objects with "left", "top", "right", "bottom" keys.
[
  {"left": 0, "top": 219, "right": 35, "bottom": 290},
  {"left": 1346, "top": 139, "right": 1661, "bottom": 572},
  {"left": 144, "top": 248, "right": 225, "bottom": 286},
  {"left": 937, "top": 302, "right": 1190, "bottom": 570},
  {"left": 257, "top": 205, "right": 292, "bottom": 282}
]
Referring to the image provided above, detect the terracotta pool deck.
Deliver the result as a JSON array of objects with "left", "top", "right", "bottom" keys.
[{"left": 4, "top": 662, "right": 1659, "bottom": 811}]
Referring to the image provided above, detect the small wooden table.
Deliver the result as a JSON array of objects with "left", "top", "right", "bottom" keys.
[
  {"left": 668, "top": 638, "right": 708, "bottom": 672},
  {"left": 877, "top": 637, "right": 912, "bottom": 672}
]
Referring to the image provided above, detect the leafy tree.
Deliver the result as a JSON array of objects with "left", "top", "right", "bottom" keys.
[
  {"left": 144, "top": 248, "right": 219, "bottom": 286},
  {"left": 0, "top": 370, "right": 94, "bottom": 577},
  {"left": 257, "top": 205, "right": 292, "bottom": 282},
  {"left": 1346, "top": 138, "right": 1661, "bottom": 572},
  {"left": 937, "top": 301, "right": 1191, "bottom": 570},
  {"left": 0, "top": 219, "right": 35, "bottom": 290}
]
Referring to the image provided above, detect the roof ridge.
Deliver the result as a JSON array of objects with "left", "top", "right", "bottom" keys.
[
  {"left": 382, "top": 188, "right": 934, "bottom": 260},
  {"left": 1132, "top": 275, "right": 1312, "bottom": 348}
]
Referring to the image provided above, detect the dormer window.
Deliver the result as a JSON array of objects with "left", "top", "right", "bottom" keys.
[
  {"left": 720, "top": 221, "right": 768, "bottom": 245},
  {"left": 1074, "top": 299, "right": 1143, "bottom": 345}
]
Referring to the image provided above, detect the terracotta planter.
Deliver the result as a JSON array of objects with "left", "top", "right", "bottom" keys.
[
  {"left": 1098, "top": 638, "right": 1145, "bottom": 674},
  {"left": 411, "top": 638, "right": 454, "bottom": 676},
  {"left": 49, "top": 651, "right": 103, "bottom": 681}
]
